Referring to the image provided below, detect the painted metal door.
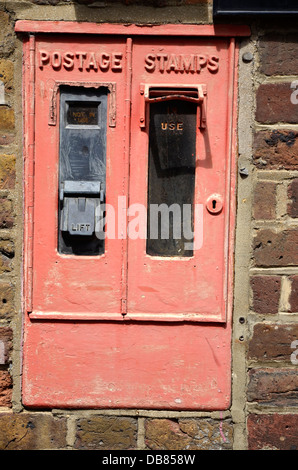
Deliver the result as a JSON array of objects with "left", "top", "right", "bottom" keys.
[
  {"left": 127, "top": 37, "right": 236, "bottom": 322},
  {"left": 27, "top": 34, "right": 128, "bottom": 319},
  {"left": 17, "top": 21, "right": 249, "bottom": 409}
]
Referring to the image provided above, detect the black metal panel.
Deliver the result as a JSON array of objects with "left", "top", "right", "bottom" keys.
[
  {"left": 214, "top": 0, "right": 298, "bottom": 17},
  {"left": 67, "top": 102, "right": 98, "bottom": 126},
  {"left": 146, "top": 100, "right": 196, "bottom": 258},
  {"left": 58, "top": 87, "right": 107, "bottom": 255}
]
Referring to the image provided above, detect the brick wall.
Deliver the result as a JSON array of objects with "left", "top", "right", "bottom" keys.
[
  {"left": 0, "top": 9, "right": 15, "bottom": 414},
  {"left": 248, "top": 32, "right": 298, "bottom": 450},
  {"left": 0, "top": 0, "right": 297, "bottom": 451}
]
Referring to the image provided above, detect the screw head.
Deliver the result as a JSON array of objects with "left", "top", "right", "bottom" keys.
[
  {"left": 242, "top": 52, "right": 254, "bottom": 63},
  {"left": 239, "top": 167, "right": 249, "bottom": 176}
]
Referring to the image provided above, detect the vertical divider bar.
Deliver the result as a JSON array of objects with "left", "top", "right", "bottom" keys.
[
  {"left": 121, "top": 37, "right": 132, "bottom": 316},
  {"left": 223, "top": 37, "right": 236, "bottom": 322},
  {"left": 24, "top": 34, "right": 36, "bottom": 315}
]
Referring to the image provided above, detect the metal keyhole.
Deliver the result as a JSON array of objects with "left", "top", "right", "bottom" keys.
[{"left": 206, "top": 194, "right": 223, "bottom": 214}]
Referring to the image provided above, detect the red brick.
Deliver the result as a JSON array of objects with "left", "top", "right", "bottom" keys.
[
  {"left": 253, "top": 130, "right": 298, "bottom": 170},
  {"left": 0, "top": 59, "right": 13, "bottom": 94},
  {"left": 0, "top": 327, "right": 12, "bottom": 364},
  {"left": 0, "top": 240, "right": 14, "bottom": 274},
  {"left": 0, "top": 108, "right": 14, "bottom": 132},
  {"left": 288, "top": 179, "right": 298, "bottom": 218},
  {"left": 0, "top": 198, "right": 13, "bottom": 229},
  {"left": 259, "top": 34, "right": 298, "bottom": 76},
  {"left": 75, "top": 416, "right": 137, "bottom": 450},
  {"left": 0, "top": 413, "right": 67, "bottom": 450},
  {"left": 0, "top": 134, "right": 14, "bottom": 146},
  {"left": 0, "top": 282, "right": 14, "bottom": 320},
  {"left": 256, "top": 83, "right": 298, "bottom": 124},
  {"left": 248, "top": 323, "right": 298, "bottom": 363},
  {"left": 248, "top": 414, "right": 298, "bottom": 450},
  {"left": 253, "top": 182, "right": 276, "bottom": 220},
  {"left": 250, "top": 276, "right": 281, "bottom": 314},
  {"left": 0, "top": 371, "right": 12, "bottom": 407},
  {"left": 248, "top": 368, "right": 298, "bottom": 406},
  {"left": 254, "top": 229, "right": 298, "bottom": 267},
  {"left": 0, "top": 154, "right": 15, "bottom": 189},
  {"left": 145, "top": 418, "right": 232, "bottom": 450},
  {"left": 0, "top": 12, "right": 15, "bottom": 57},
  {"left": 289, "top": 275, "right": 298, "bottom": 312}
]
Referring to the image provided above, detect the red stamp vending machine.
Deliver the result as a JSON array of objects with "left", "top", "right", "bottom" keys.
[{"left": 17, "top": 22, "right": 250, "bottom": 409}]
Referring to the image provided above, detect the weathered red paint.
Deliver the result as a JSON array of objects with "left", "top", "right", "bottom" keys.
[
  {"left": 127, "top": 37, "right": 236, "bottom": 322},
  {"left": 22, "top": 322, "right": 232, "bottom": 410},
  {"left": 18, "top": 22, "right": 249, "bottom": 409},
  {"left": 15, "top": 21, "right": 250, "bottom": 37}
]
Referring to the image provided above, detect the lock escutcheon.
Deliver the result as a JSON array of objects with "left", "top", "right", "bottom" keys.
[{"left": 206, "top": 194, "right": 223, "bottom": 214}]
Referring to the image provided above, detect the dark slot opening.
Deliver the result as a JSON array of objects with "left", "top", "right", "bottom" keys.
[
  {"left": 146, "top": 99, "right": 196, "bottom": 257},
  {"left": 148, "top": 87, "right": 199, "bottom": 99}
]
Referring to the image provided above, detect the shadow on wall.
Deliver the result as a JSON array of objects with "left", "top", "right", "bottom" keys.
[
  {"left": 43, "top": 0, "right": 210, "bottom": 24},
  {"left": 30, "top": 0, "right": 189, "bottom": 7},
  {"left": 72, "top": 0, "right": 179, "bottom": 21},
  {"left": 71, "top": 0, "right": 189, "bottom": 6}
]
